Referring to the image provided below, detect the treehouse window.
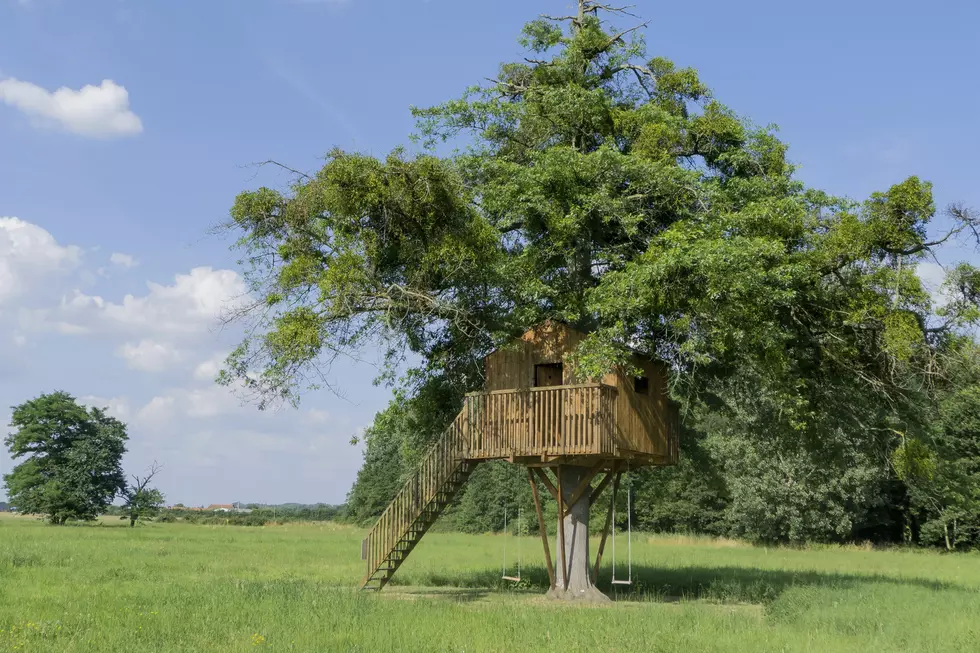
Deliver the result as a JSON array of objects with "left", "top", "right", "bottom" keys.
[
  {"left": 634, "top": 376, "right": 649, "bottom": 395},
  {"left": 534, "top": 363, "right": 564, "bottom": 387}
]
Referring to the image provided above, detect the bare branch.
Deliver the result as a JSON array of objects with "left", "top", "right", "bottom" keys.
[{"left": 243, "top": 159, "right": 314, "bottom": 182}]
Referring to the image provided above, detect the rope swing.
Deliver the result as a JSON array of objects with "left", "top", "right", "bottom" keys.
[
  {"left": 611, "top": 467, "right": 632, "bottom": 586},
  {"left": 502, "top": 506, "right": 523, "bottom": 582}
]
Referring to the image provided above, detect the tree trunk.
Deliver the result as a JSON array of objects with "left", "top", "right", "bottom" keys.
[{"left": 547, "top": 466, "right": 610, "bottom": 602}]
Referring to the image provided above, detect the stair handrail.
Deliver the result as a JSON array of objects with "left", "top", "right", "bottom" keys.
[{"left": 362, "top": 400, "right": 472, "bottom": 578}]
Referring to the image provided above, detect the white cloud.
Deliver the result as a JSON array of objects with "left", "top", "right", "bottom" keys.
[
  {"left": 0, "top": 77, "right": 143, "bottom": 138},
  {"left": 117, "top": 339, "right": 182, "bottom": 372},
  {"left": 135, "top": 395, "right": 176, "bottom": 425},
  {"left": 0, "top": 217, "right": 82, "bottom": 305},
  {"left": 916, "top": 262, "right": 951, "bottom": 308},
  {"left": 62, "top": 266, "right": 249, "bottom": 339},
  {"left": 306, "top": 408, "right": 331, "bottom": 424},
  {"left": 78, "top": 395, "right": 131, "bottom": 420},
  {"left": 193, "top": 350, "right": 229, "bottom": 381},
  {"left": 109, "top": 252, "right": 138, "bottom": 268}
]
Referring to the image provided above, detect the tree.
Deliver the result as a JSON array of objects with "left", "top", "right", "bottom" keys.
[
  {"left": 121, "top": 462, "right": 166, "bottom": 527},
  {"left": 897, "top": 339, "right": 980, "bottom": 550},
  {"left": 3, "top": 392, "right": 128, "bottom": 524},
  {"left": 220, "top": 0, "right": 980, "bottom": 587}
]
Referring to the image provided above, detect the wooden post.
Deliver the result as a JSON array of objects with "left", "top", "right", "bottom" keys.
[
  {"left": 565, "top": 459, "right": 605, "bottom": 508},
  {"left": 528, "top": 468, "right": 555, "bottom": 589},
  {"left": 592, "top": 470, "right": 621, "bottom": 582}
]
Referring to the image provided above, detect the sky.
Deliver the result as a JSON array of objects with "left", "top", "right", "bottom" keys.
[{"left": 1, "top": 0, "right": 978, "bottom": 506}]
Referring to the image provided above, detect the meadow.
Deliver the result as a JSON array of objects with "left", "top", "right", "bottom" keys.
[{"left": 0, "top": 514, "right": 978, "bottom": 652}]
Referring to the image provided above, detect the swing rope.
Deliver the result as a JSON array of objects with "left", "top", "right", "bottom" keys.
[
  {"left": 611, "top": 463, "right": 632, "bottom": 586},
  {"left": 502, "top": 506, "right": 522, "bottom": 582}
]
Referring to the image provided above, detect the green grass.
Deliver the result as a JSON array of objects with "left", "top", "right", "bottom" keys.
[{"left": 1, "top": 515, "right": 978, "bottom": 652}]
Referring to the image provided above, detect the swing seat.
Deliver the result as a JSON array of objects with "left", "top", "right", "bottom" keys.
[
  {"left": 502, "top": 575, "right": 521, "bottom": 582},
  {"left": 610, "top": 579, "right": 632, "bottom": 585}
]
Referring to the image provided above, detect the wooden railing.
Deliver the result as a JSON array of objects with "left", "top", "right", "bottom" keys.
[
  {"left": 462, "top": 383, "right": 618, "bottom": 459},
  {"left": 361, "top": 411, "right": 470, "bottom": 581},
  {"left": 362, "top": 383, "right": 620, "bottom": 585}
]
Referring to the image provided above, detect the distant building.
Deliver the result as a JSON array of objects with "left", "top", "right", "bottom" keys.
[{"left": 207, "top": 504, "right": 234, "bottom": 512}]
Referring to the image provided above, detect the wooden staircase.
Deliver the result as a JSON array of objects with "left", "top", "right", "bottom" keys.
[{"left": 360, "top": 411, "right": 477, "bottom": 591}]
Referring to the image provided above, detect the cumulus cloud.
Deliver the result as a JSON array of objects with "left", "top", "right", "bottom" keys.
[
  {"left": 62, "top": 266, "right": 249, "bottom": 339},
  {"left": 0, "top": 217, "right": 81, "bottom": 305},
  {"left": 78, "top": 395, "right": 131, "bottom": 420},
  {"left": 0, "top": 77, "right": 143, "bottom": 138},
  {"left": 193, "top": 350, "right": 229, "bottom": 381},
  {"left": 109, "top": 252, "right": 138, "bottom": 268},
  {"left": 117, "top": 339, "right": 183, "bottom": 372}
]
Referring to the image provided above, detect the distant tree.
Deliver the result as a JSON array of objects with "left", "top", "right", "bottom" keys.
[
  {"left": 121, "top": 462, "right": 166, "bottom": 527},
  {"left": 3, "top": 392, "right": 128, "bottom": 524}
]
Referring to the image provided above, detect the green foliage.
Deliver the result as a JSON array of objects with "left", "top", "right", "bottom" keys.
[
  {"left": 220, "top": 3, "right": 980, "bottom": 549},
  {"left": 908, "top": 340, "right": 980, "bottom": 550},
  {"left": 122, "top": 487, "right": 165, "bottom": 527},
  {"left": 3, "top": 392, "right": 128, "bottom": 524}
]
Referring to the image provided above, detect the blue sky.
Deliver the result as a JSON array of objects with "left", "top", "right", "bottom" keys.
[{"left": 1, "top": 0, "right": 978, "bottom": 506}]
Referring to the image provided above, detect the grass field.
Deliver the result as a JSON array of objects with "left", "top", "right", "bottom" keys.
[{"left": 1, "top": 514, "right": 978, "bottom": 652}]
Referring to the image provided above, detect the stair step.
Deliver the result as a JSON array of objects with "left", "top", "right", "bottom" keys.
[{"left": 359, "top": 454, "right": 481, "bottom": 591}]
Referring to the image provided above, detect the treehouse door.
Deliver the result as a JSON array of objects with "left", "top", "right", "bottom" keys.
[{"left": 534, "top": 363, "right": 565, "bottom": 452}]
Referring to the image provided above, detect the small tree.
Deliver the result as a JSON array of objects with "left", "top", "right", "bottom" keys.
[
  {"left": 3, "top": 392, "right": 128, "bottom": 524},
  {"left": 121, "top": 463, "right": 165, "bottom": 527}
]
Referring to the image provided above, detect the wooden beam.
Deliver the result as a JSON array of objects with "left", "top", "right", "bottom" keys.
[
  {"left": 589, "top": 464, "right": 618, "bottom": 505},
  {"left": 564, "top": 459, "right": 605, "bottom": 509},
  {"left": 557, "top": 465, "right": 569, "bottom": 591},
  {"left": 591, "top": 470, "right": 621, "bottom": 583},
  {"left": 527, "top": 468, "right": 555, "bottom": 589},
  {"left": 532, "top": 467, "right": 562, "bottom": 508}
]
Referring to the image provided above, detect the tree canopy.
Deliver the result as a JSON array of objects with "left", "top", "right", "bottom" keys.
[
  {"left": 3, "top": 391, "right": 128, "bottom": 524},
  {"left": 220, "top": 2, "right": 980, "bottom": 546}
]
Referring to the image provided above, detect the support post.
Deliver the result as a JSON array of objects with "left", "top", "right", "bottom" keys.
[
  {"left": 532, "top": 467, "right": 561, "bottom": 507},
  {"left": 527, "top": 468, "right": 555, "bottom": 589}
]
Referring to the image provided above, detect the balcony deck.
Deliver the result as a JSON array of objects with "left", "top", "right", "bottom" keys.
[{"left": 455, "top": 383, "right": 662, "bottom": 465}]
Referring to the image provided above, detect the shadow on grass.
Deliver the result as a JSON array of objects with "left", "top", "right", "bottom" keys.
[{"left": 394, "top": 564, "right": 956, "bottom": 604}]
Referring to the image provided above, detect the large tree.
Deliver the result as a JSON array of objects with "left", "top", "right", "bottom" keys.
[
  {"left": 220, "top": 1, "right": 980, "bottom": 585},
  {"left": 3, "top": 392, "right": 128, "bottom": 524}
]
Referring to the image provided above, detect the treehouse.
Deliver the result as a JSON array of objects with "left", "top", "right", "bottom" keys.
[{"left": 361, "top": 320, "right": 680, "bottom": 599}]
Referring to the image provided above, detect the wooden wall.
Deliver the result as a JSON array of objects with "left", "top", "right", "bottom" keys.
[
  {"left": 483, "top": 321, "right": 679, "bottom": 462},
  {"left": 484, "top": 321, "right": 586, "bottom": 390}
]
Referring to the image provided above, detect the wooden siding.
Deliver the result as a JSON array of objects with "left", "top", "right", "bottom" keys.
[
  {"left": 484, "top": 321, "right": 586, "bottom": 390},
  {"left": 483, "top": 321, "right": 678, "bottom": 462}
]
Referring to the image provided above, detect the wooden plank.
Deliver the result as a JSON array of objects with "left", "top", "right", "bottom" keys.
[
  {"left": 527, "top": 468, "right": 555, "bottom": 589},
  {"left": 590, "top": 468, "right": 616, "bottom": 504},
  {"left": 532, "top": 467, "right": 562, "bottom": 508},
  {"left": 564, "top": 459, "right": 605, "bottom": 509}
]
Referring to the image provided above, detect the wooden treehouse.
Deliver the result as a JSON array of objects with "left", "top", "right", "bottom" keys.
[{"left": 360, "top": 320, "right": 680, "bottom": 599}]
